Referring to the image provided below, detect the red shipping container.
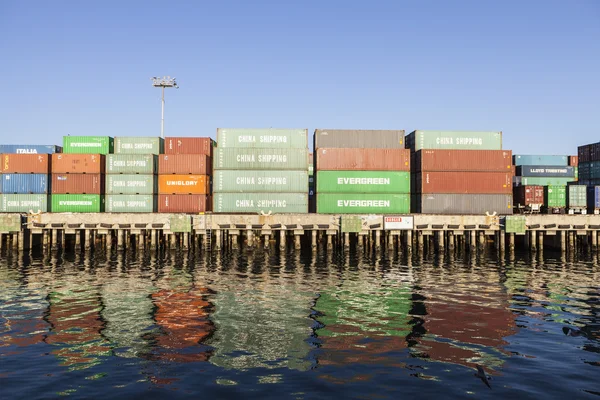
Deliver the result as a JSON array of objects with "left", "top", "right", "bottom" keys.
[
  {"left": 1, "top": 154, "right": 50, "bottom": 173},
  {"left": 569, "top": 156, "right": 579, "bottom": 167},
  {"left": 513, "top": 185, "right": 544, "bottom": 206},
  {"left": 415, "top": 172, "right": 512, "bottom": 194},
  {"left": 158, "top": 154, "right": 211, "bottom": 175},
  {"left": 158, "top": 194, "right": 210, "bottom": 213},
  {"left": 51, "top": 173, "right": 104, "bottom": 194},
  {"left": 164, "top": 137, "right": 215, "bottom": 156},
  {"left": 414, "top": 150, "right": 512, "bottom": 172},
  {"left": 316, "top": 148, "right": 410, "bottom": 171},
  {"left": 51, "top": 154, "right": 105, "bottom": 174}
]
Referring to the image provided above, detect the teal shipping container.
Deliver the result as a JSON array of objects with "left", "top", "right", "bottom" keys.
[
  {"left": 213, "top": 170, "right": 308, "bottom": 193},
  {"left": 0, "top": 194, "right": 48, "bottom": 212},
  {"left": 214, "top": 148, "right": 308, "bottom": 170},
  {"left": 213, "top": 193, "right": 308, "bottom": 213},
  {"left": 216, "top": 128, "right": 308, "bottom": 148},
  {"left": 106, "top": 154, "right": 157, "bottom": 174},
  {"left": 105, "top": 175, "right": 157, "bottom": 195},
  {"left": 406, "top": 130, "right": 502, "bottom": 151},
  {"left": 106, "top": 195, "right": 156, "bottom": 212},
  {"left": 513, "top": 154, "right": 568, "bottom": 166},
  {"left": 114, "top": 137, "right": 164, "bottom": 154},
  {"left": 63, "top": 136, "right": 114, "bottom": 155}
]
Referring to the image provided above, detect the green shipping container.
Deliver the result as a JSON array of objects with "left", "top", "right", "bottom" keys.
[
  {"left": 51, "top": 194, "right": 104, "bottom": 212},
  {"left": 406, "top": 130, "right": 502, "bottom": 151},
  {"left": 63, "top": 136, "right": 114, "bottom": 154},
  {"left": 213, "top": 170, "right": 308, "bottom": 193},
  {"left": 106, "top": 154, "right": 158, "bottom": 174},
  {"left": 114, "top": 137, "right": 164, "bottom": 154},
  {"left": 106, "top": 195, "right": 156, "bottom": 212},
  {"left": 0, "top": 194, "right": 48, "bottom": 212},
  {"left": 515, "top": 177, "right": 575, "bottom": 186},
  {"left": 214, "top": 148, "right": 308, "bottom": 170},
  {"left": 567, "top": 185, "right": 586, "bottom": 208},
  {"left": 316, "top": 171, "right": 410, "bottom": 194},
  {"left": 216, "top": 128, "right": 308, "bottom": 149},
  {"left": 105, "top": 175, "right": 157, "bottom": 195},
  {"left": 317, "top": 193, "right": 410, "bottom": 214},
  {"left": 544, "top": 185, "right": 567, "bottom": 208},
  {"left": 504, "top": 215, "right": 526, "bottom": 234},
  {"left": 213, "top": 193, "right": 308, "bottom": 213}
]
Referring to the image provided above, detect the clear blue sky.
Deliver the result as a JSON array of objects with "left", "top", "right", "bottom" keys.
[{"left": 0, "top": 1, "right": 598, "bottom": 154}]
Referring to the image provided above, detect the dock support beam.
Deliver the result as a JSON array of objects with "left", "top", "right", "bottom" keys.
[
  {"left": 538, "top": 231, "right": 544, "bottom": 255},
  {"left": 215, "top": 230, "right": 221, "bottom": 250},
  {"left": 438, "top": 230, "right": 445, "bottom": 253},
  {"left": 560, "top": 230, "right": 566, "bottom": 253},
  {"left": 280, "top": 230, "right": 286, "bottom": 250},
  {"left": 406, "top": 230, "right": 412, "bottom": 254},
  {"left": 470, "top": 231, "right": 476, "bottom": 253},
  {"left": 294, "top": 233, "right": 301, "bottom": 250},
  {"left": 312, "top": 231, "right": 317, "bottom": 249},
  {"left": 592, "top": 231, "right": 597, "bottom": 252},
  {"left": 51, "top": 230, "right": 58, "bottom": 250},
  {"left": 344, "top": 233, "right": 350, "bottom": 248},
  {"left": 375, "top": 230, "right": 381, "bottom": 249}
]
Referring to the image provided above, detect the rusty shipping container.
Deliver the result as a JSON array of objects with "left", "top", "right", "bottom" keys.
[
  {"left": 413, "top": 194, "right": 513, "bottom": 214},
  {"left": 158, "top": 174, "right": 209, "bottom": 195},
  {"left": 51, "top": 154, "right": 105, "bottom": 174},
  {"left": 316, "top": 148, "right": 410, "bottom": 171},
  {"left": 513, "top": 185, "right": 544, "bottom": 207},
  {"left": 1, "top": 154, "right": 50, "bottom": 174},
  {"left": 414, "top": 172, "right": 512, "bottom": 194},
  {"left": 157, "top": 194, "right": 210, "bottom": 213},
  {"left": 314, "top": 129, "right": 405, "bottom": 150},
  {"left": 414, "top": 150, "right": 512, "bottom": 172},
  {"left": 569, "top": 156, "right": 579, "bottom": 167},
  {"left": 164, "top": 137, "right": 215, "bottom": 156},
  {"left": 51, "top": 174, "right": 104, "bottom": 194},
  {"left": 158, "top": 154, "right": 211, "bottom": 175}
]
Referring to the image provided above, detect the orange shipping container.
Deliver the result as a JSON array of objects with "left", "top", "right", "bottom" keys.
[
  {"left": 158, "top": 174, "right": 209, "bottom": 194},
  {"left": 316, "top": 148, "right": 410, "bottom": 171},
  {"left": 51, "top": 173, "right": 104, "bottom": 194},
  {"left": 158, "top": 154, "right": 211, "bottom": 175},
  {"left": 569, "top": 156, "right": 579, "bottom": 167},
  {"left": 164, "top": 137, "right": 215, "bottom": 156},
  {"left": 1, "top": 154, "right": 50, "bottom": 173},
  {"left": 51, "top": 154, "right": 105, "bottom": 174},
  {"left": 157, "top": 194, "right": 210, "bottom": 213},
  {"left": 414, "top": 150, "right": 512, "bottom": 172},
  {"left": 415, "top": 172, "right": 512, "bottom": 194}
]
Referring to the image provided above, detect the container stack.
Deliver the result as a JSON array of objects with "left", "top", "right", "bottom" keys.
[
  {"left": 315, "top": 129, "right": 410, "bottom": 214},
  {"left": 407, "top": 130, "right": 512, "bottom": 214},
  {"left": 212, "top": 129, "right": 309, "bottom": 213},
  {"left": 105, "top": 137, "right": 161, "bottom": 213},
  {"left": 158, "top": 137, "right": 214, "bottom": 213},
  {"left": 578, "top": 142, "right": 600, "bottom": 214},
  {"left": 308, "top": 152, "right": 315, "bottom": 213}
]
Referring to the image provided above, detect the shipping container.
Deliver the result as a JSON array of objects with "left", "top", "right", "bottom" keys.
[
  {"left": 513, "top": 176, "right": 575, "bottom": 186},
  {"left": 0, "top": 194, "right": 48, "bottom": 212},
  {"left": 51, "top": 154, "right": 105, "bottom": 174},
  {"left": 315, "top": 148, "right": 410, "bottom": 171},
  {"left": 158, "top": 175, "right": 209, "bottom": 195},
  {"left": 214, "top": 148, "right": 308, "bottom": 170},
  {"left": 567, "top": 185, "right": 587, "bottom": 210},
  {"left": 213, "top": 193, "right": 308, "bottom": 214},
  {"left": 1, "top": 154, "right": 49, "bottom": 174},
  {"left": 216, "top": 128, "right": 308, "bottom": 148},
  {"left": 515, "top": 165, "right": 575, "bottom": 177},
  {"left": 414, "top": 149, "right": 512, "bottom": 172},
  {"left": 157, "top": 194, "right": 210, "bottom": 213},
  {"left": 512, "top": 154, "right": 568, "bottom": 166},
  {"left": 587, "top": 186, "right": 600, "bottom": 214},
  {"left": 577, "top": 161, "right": 600, "bottom": 180},
  {"left": 63, "top": 136, "right": 113, "bottom": 155},
  {"left": 513, "top": 185, "right": 544, "bottom": 213},
  {"left": 105, "top": 174, "right": 157, "bottom": 195},
  {"left": 575, "top": 167, "right": 578, "bottom": 181},
  {"left": 213, "top": 170, "right": 308, "bottom": 193},
  {"left": 106, "top": 195, "right": 156, "bottom": 213},
  {"left": 413, "top": 194, "right": 513, "bottom": 215},
  {"left": 308, "top": 152, "right": 314, "bottom": 176},
  {"left": 157, "top": 154, "right": 211, "bottom": 175},
  {"left": 405, "top": 130, "right": 502, "bottom": 151},
  {"left": 51, "top": 194, "right": 104, "bottom": 212},
  {"left": 314, "top": 129, "right": 405, "bottom": 150},
  {"left": 51, "top": 174, "right": 104, "bottom": 194},
  {"left": 164, "top": 137, "right": 215, "bottom": 156},
  {"left": 569, "top": 156, "right": 579, "bottom": 167},
  {"left": 578, "top": 142, "right": 600, "bottom": 163},
  {"left": 414, "top": 172, "right": 512, "bottom": 194},
  {"left": 317, "top": 193, "right": 410, "bottom": 214},
  {"left": 106, "top": 154, "right": 157, "bottom": 174},
  {"left": 544, "top": 185, "right": 567, "bottom": 212},
  {"left": 0, "top": 144, "right": 61, "bottom": 154},
  {"left": 316, "top": 171, "right": 410, "bottom": 193},
  {"left": 114, "top": 137, "right": 164, "bottom": 154},
  {"left": 0, "top": 174, "right": 48, "bottom": 194}
]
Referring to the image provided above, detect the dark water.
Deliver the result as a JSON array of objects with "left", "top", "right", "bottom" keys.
[{"left": 1, "top": 247, "right": 599, "bottom": 399}]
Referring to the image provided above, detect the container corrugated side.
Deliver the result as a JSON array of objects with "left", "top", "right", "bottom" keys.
[
  {"left": 1, "top": 154, "right": 50, "bottom": 173},
  {"left": 513, "top": 177, "right": 575, "bottom": 186},
  {"left": 114, "top": 137, "right": 164, "bottom": 154},
  {"left": 414, "top": 150, "right": 512, "bottom": 172},
  {"left": 214, "top": 148, "right": 308, "bottom": 170},
  {"left": 314, "top": 129, "right": 405, "bottom": 150},
  {"left": 62, "top": 136, "right": 113, "bottom": 155},
  {"left": 217, "top": 128, "right": 308, "bottom": 148},
  {"left": 587, "top": 186, "right": 600, "bottom": 211},
  {"left": 544, "top": 186, "right": 567, "bottom": 208},
  {"left": 157, "top": 194, "right": 210, "bottom": 213},
  {"left": 51, "top": 194, "right": 104, "bottom": 212},
  {"left": 578, "top": 161, "right": 600, "bottom": 180},
  {"left": 316, "top": 171, "right": 410, "bottom": 193},
  {"left": 51, "top": 154, "right": 105, "bottom": 174},
  {"left": 158, "top": 175, "right": 209, "bottom": 195},
  {"left": 105, "top": 175, "right": 157, "bottom": 195},
  {"left": 0, "top": 194, "right": 48, "bottom": 212},
  {"left": 316, "top": 193, "right": 409, "bottom": 214},
  {"left": 0, "top": 145, "right": 61, "bottom": 154},
  {"left": 414, "top": 194, "right": 513, "bottom": 215},
  {"left": 316, "top": 148, "right": 410, "bottom": 171},
  {"left": 51, "top": 174, "right": 104, "bottom": 194},
  {"left": 569, "top": 156, "right": 579, "bottom": 167},
  {"left": 213, "top": 193, "right": 308, "bottom": 214},
  {"left": 516, "top": 165, "right": 575, "bottom": 177},
  {"left": 512, "top": 154, "right": 568, "bottom": 166},
  {"left": 415, "top": 172, "right": 512, "bottom": 194},
  {"left": 213, "top": 170, "right": 308, "bottom": 193},
  {"left": 158, "top": 154, "right": 211, "bottom": 175},
  {"left": 106, "top": 154, "right": 157, "bottom": 174},
  {"left": 406, "top": 131, "right": 502, "bottom": 151},
  {"left": 0, "top": 174, "right": 48, "bottom": 194},
  {"left": 513, "top": 185, "right": 544, "bottom": 207},
  {"left": 164, "top": 137, "right": 215, "bottom": 156},
  {"left": 106, "top": 195, "right": 157, "bottom": 212},
  {"left": 567, "top": 185, "right": 587, "bottom": 208}
]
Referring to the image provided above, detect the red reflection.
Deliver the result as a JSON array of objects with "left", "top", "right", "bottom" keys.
[
  {"left": 319, "top": 335, "right": 407, "bottom": 367},
  {"left": 0, "top": 308, "right": 47, "bottom": 348}
]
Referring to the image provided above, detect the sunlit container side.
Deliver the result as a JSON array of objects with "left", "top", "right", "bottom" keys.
[
  {"left": 213, "top": 170, "right": 308, "bottom": 193},
  {"left": 315, "top": 148, "right": 410, "bottom": 171},
  {"left": 316, "top": 193, "right": 410, "bottom": 214},
  {"left": 216, "top": 128, "right": 308, "bottom": 148},
  {"left": 414, "top": 150, "right": 512, "bottom": 172},
  {"left": 213, "top": 193, "right": 308, "bottom": 214},
  {"left": 157, "top": 194, "right": 210, "bottom": 213},
  {"left": 158, "top": 154, "right": 211, "bottom": 175},
  {"left": 405, "top": 130, "right": 502, "bottom": 151},
  {"left": 314, "top": 129, "right": 405, "bottom": 150},
  {"left": 567, "top": 185, "right": 587, "bottom": 209},
  {"left": 164, "top": 137, "right": 216, "bottom": 156},
  {"left": 51, "top": 154, "right": 105, "bottom": 174},
  {"left": 105, "top": 175, "right": 157, "bottom": 195},
  {"left": 415, "top": 172, "right": 512, "bottom": 194},
  {"left": 316, "top": 171, "right": 410, "bottom": 194},
  {"left": 1, "top": 154, "right": 50, "bottom": 173},
  {"left": 413, "top": 194, "right": 513, "bottom": 215},
  {"left": 544, "top": 185, "right": 567, "bottom": 211},
  {"left": 512, "top": 154, "right": 568, "bottom": 166},
  {"left": 587, "top": 186, "right": 600, "bottom": 214},
  {"left": 158, "top": 175, "right": 209, "bottom": 195},
  {"left": 106, "top": 154, "right": 157, "bottom": 174},
  {"left": 308, "top": 153, "right": 314, "bottom": 176},
  {"left": 575, "top": 167, "right": 578, "bottom": 181},
  {"left": 513, "top": 186, "right": 544, "bottom": 212},
  {"left": 0, "top": 144, "right": 61, "bottom": 154},
  {"left": 114, "top": 137, "right": 164, "bottom": 154},
  {"left": 0, "top": 194, "right": 48, "bottom": 212},
  {"left": 51, "top": 194, "right": 104, "bottom": 212},
  {"left": 51, "top": 174, "right": 104, "bottom": 194},
  {"left": 106, "top": 195, "right": 157, "bottom": 212},
  {"left": 62, "top": 136, "right": 113, "bottom": 155},
  {"left": 515, "top": 165, "right": 575, "bottom": 178},
  {"left": 0, "top": 174, "right": 48, "bottom": 194},
  {"left": 569, "top": 156, "right": 578, "bottom": 167},
  {"left": 513, "top": 176, "right": 575, "bottom": 186},
  {"left": 214, "top": 148, "right": 308, "bottom": 170}
]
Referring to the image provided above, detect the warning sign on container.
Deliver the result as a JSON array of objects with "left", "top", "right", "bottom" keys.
[{"left": 384, "top": 216, "right": 413, "bottom": 230}]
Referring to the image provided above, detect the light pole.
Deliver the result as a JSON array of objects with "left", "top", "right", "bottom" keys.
[{"left": 151, "top": 76, "right": 179, "bottom": 138}]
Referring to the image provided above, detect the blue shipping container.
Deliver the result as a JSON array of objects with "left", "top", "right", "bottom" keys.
[
  {"left": 513, "top": 155, "right": 569, "bottom": 166},
  {"left": 0, "top": 174, "right": 49, "bottom": 194},
  {"left": 516, "top": 165, "right": 575, "bottom": 177},
  {"left": 0, "top": 145, "right": 62, "bottom": 154},
  {"left": 588, "top": 186, "right": 600, "bottom": 212}
]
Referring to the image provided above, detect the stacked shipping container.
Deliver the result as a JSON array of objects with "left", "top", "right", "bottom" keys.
[{"left": 578, "top": 142, "right": 600, "bottom": 213}]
